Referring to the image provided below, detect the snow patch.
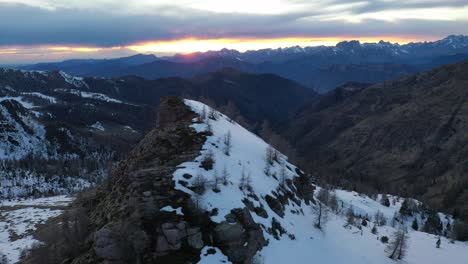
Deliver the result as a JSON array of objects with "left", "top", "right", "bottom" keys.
[
  {"left": 160, "top": 205, "right": 184, "bottom": 216},
  {"left": 21, "top": 92, "right": 57, "bottom": 104},
  {"left": 0, "top": 195, "right": 73, "bottom": 263},
  {"left": 198, "top": 246, "right": 231, "bottom": 264},
  {"left": 59, "top": 71, "right": 89, "bottom": 88},
  {"left": 89, "top": 121, "right": 105, "bottom": 131}
]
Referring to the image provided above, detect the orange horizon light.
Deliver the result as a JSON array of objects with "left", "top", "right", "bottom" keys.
[{"left": 125, "top": 36, "right": 428, "bottom": 54}]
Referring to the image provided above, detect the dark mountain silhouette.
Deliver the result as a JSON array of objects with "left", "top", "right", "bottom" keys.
[
  {"left": 20, "top": 35, "right": 468, "bottom": 93},
  {"left": 283, "top": 59, "right": 468, "bottom": 220}
]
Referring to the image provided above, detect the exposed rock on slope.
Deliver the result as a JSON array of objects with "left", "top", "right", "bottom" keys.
[{"left": 67, "top": 97, "right": 311, "bottom": 263}]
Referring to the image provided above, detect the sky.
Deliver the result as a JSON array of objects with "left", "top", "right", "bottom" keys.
[{"left": 0, "top": 0, "right": 467, "bottom": 64}]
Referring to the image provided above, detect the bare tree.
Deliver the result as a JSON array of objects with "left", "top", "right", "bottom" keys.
[
  {"left": 208, "top": 107, "right": 218, "bottom": 120},
  {"left": 346, "top": 207, "right": 356, "bottom": 227},
  {"left": 223, "top": 131, "right": 232, "bottom": 156},
  {"left": 212, "top": 169, "right": 221, "bottom": 192},
  {"left": 200, "top": 106, "right": 207, "bottom": 121},
  {"left": 278, "top": 163, "right": 287, "bottom": 187},
  {"left": 329, "top": 192, "right": 338, "bottom": 213},
  {"left": 386, "top": 229, "right": 409, "bottom": 260},
  {"left": 200, "top": 149, "right": 215, "bottom": 170},
  {"left": 221, "top": 165, "right": 230, "bottom": 185},
  {"left": 192, "top": 172, "right": 208, "bottom": 194},
  {"left": 239, "top": 168, "right": 253, "bottom": 192},
  {"left": 239, "top": 167, "right": 248, "bottom": 191},
  {"left": 220, "top": 100, "right": 239, "bottom": 123},
  {"left": 206, "top": 119, "right": 213, "bottom": 134},
  {"left": 264, "top": 146, "right": 275, "bottom": 176},
  {"left": 317, "top": 188, "right": 330, "bottom": 206},
  {"left": 265, "top": 146, "right": 275, "bottom": 165},
  {"left": 193, "top": 191, "right": 204, "bottom": 211},
  {"left": 374, "top": 210, "right": 387, "bottom": 226},
  {"left": 315, "top": 201, "right": 328, "bottom": 230}
]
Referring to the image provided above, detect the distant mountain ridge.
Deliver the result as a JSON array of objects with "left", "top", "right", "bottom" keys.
[
  {"left": 282, "top": 59, "right": 468, "bottom": 223},
  {"left": 20, "top": 35, "right": 468, "bottom": 93}
]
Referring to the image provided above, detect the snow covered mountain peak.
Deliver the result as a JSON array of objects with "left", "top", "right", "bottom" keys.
[{"left": 174, "top": 99, "right": 468, "bottom": 264}]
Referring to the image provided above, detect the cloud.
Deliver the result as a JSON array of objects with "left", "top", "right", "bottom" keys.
[{"left": 0, "top": 1, "right": 467, "bottom": 48}]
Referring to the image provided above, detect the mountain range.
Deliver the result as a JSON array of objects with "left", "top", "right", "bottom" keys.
[{"left": 20, "top": 35, "right": 468, "bottom": 93}]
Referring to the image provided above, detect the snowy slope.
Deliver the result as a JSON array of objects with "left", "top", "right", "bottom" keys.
[
  {"left": 0, "top": 195, "right": 73, "bottom": 263},
  {"left": 176, "top": 99, "right": 468, "bottom": 264},
  {"left": 0, "top": 99, "right": 48, "bottom": 160}
]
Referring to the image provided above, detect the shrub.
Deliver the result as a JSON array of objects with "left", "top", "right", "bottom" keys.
[
  {"left": 200, "top": 150, "right": 215, "bottom": 170},
  {"left": 381, "top": 236, "right": 389, "bottom": 243}
]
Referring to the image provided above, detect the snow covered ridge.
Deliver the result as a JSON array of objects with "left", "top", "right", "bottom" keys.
[
  {"left": 21, "top": 92, "right": 58, "bottom": 104},
  {"left": 176, "top": 99, "right": 468, "bottom": 264},
  {"left": 59, "top": 71, "right": 89, "bottom": 89},
  {"left": 54, "top": 88, "right": 131, "bottom": 104},
  {"left": 0, "top": 100, "right": 49, "bottom": 160}
]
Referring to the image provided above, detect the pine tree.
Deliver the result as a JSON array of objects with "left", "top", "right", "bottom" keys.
[
  {"left": 400, "top": 199, "right": 410, "bottom": 215},
  {"left": 381, "top": 194, "right": 390, "bottom": 207},
  {"left": 423, "top": 211, "right": 443, "bottom": 235},
  {"left": 412, "top": 218, "right": 419, "bottom": 231}
]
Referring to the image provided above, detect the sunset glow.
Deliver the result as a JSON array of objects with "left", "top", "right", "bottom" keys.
[
  {"left": 0, "top": 0, "right": 466, "bottom": 63},
  {"left": 127, "top": 36, "right": 428, "bottom": 54},
  {"left": 0, "top": 36, "right": 432, "bottom": 64}
]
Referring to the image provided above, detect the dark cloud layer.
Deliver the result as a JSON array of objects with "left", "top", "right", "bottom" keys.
[{"left": 0, "top": 2, "right": 466, "bottom": 47}]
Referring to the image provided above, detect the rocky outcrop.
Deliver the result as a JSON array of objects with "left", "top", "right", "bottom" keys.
[
  {"left": 69, "top": 97, "right": 266, "bottom": 264},
  {"left": 212, "top": 208, "right": 266, "bottom": 263}
]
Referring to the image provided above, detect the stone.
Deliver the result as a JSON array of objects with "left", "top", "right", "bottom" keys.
[
  {"left": 94, "top": 227, "right": 122, "bottom": 261},
  {"left": 188, "top": 231, "right": 204, "bottom": 249}
]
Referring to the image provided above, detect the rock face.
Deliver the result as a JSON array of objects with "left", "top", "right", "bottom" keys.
[
  {"left": 71, "top": 97, "right": 266, "bottom": 264},
  {"left": 212, "top": 208, "right": 266, "bottom": 263}
]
